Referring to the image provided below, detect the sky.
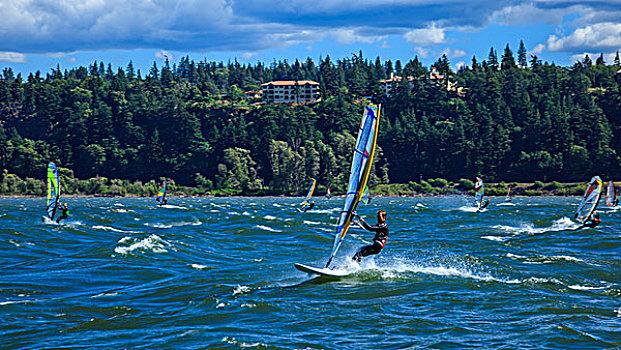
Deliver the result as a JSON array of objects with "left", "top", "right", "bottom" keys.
[{"left": 1, "top": 0, "right": 620, "bottom": 76}]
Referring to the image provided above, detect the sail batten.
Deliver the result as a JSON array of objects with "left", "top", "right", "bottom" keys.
[
  {"left": 575, "top": 176, "right": 603, "bottom": 223},
  {"left": 46, "top": 162, "right": 60, "bottom": 220},
  {"left": 325, "top": 104, "right": 381, "bottom": 268}
]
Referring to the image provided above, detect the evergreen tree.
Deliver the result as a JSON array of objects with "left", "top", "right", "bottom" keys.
[
  {"left": 501, "top": 44, "right": 517, "bottom": 70},
  {"left": 487, "top": 47, "right": 499, "bottom": 70},
  {"left": 517, "top": 40, "right": 527, "bottom": 68}
]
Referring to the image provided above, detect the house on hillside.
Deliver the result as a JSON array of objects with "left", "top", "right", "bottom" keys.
[
  {"left": 380, "top": 67, "right": 463, "bottom": 97},
  {"left": 261, "top": 80, "right": 320, "bottom": 103}
]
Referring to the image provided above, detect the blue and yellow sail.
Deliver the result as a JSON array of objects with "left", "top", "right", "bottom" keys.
[
  {"left": 46, "top": 162, "right": 60, "bottom": 220},
  {"left": 299, "top": 178, "right": 317, "bottom": 210},
  {"left": 326, "top": 104, "right": 381, "bottom": 268}
]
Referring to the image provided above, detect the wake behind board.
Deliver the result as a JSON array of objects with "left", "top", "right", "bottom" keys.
[{"left": 294, "top": 263, "right": 349, "bottom": 277}]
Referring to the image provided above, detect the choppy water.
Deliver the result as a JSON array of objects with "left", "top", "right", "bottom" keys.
[{"left": 1, "top": 196, "right": 619, "bottom": 349}]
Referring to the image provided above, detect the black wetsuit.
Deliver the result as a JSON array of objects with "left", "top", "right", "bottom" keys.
[
  {"left": 352, "top": 219, "right": 389, "bottom": 262},
  {"left": 303, "top": 202, "right": 315, "bottom": 212},
  {"left": 56, "top": 206, "right": 69, "bottom": 223},
  {"left": 578, "top": 217, "right": 601, "bottom": 229}
]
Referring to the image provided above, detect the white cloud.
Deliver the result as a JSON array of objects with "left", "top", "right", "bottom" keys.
[
  {"left": 0, "top": 51, "right": 26, "bottom": 63},
  {"left": 241, "top": 52, "right": 258, "bottom": 60},
  {"left": 67, "top": 57, "right": 77, "bottom": 63},
  {"left": 530, "top": 43, "right": 545, "bottom": 55},
  {"left": 330, "top": 28, "right": 384, "bottom": 45},
  {"left": 412, "top": 47, "right": 430, "bottom": 58},
  {"left": 404, "top": 25, "right": 445, "bottom": 46},
  {"left": 489, "top": 3, "right": 585, "bottom": 26},
  {"left": 547, "top": 22, "right": 621, "bottom": 52},
  {"left": 381, "top": 41, "right": 389, "bottom": 49},
  {"left": 155, "top": 50, "right": 173, "bottom": 61},
  {"left": 451, "top": 48, "right": 467, "bottom": 58}
]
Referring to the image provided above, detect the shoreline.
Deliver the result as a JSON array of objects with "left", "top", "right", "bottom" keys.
[{"left": 0, "top": 193, "right": 581, "bottom": 199}]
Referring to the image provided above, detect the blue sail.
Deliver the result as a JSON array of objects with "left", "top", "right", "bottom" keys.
[{"left": 326, "top": 104, "right": 381, "bottom": 268}]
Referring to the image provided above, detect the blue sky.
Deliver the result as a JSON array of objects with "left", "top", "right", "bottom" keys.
[{"left": 1, "top": 0, "right": 620, "bottom": 76}]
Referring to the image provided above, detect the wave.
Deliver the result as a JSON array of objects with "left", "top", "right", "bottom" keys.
[
  {"left": 233, "top": 285, "right": 251, "bottom": 296},
  {"left": 303, "top": 220, "right": 323, "bottom": 225},
  {"left": 457, "top": 206, "right": 480, "bottom": 213},
  {"left": 254, "top": 225, "right": 281, "bottom": 232},
  {"left": 93, "top": 225, "right": 139, "bottom": 234},
  {"left": 496, "top": 202, "right": 517, "bottom": 206},
  {"left": 114, "top": 234, "right": 169, "bottom": 255},
  {"left": 158, "top": 204, "right": 187, "bottom": 209},
  {"left": 190, "top": 263, "right": 212, "bottom": 270},
  {"left": 144, "top": 220, "right": 202, "bottom": 229},
  {"left": 263, "top": 215, "right": 278, "bottom": 220},
  {"left": 506, "top": 253, "right": 588, "bottom": 265},
  {"left": 493, "top": 217, "right": 579, "bottom": 235}
]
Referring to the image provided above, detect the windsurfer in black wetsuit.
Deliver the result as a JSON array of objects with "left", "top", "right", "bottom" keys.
[
  {"left": 578, "top": 212, "right": 601, "bottom": 229},
  {"left": 56, "top": 203, "right": 69, "bottom": 223},
  {"left": 303, "top": 201, "right": 315, "bottom": 212},
  {"left": 352, "top": 210, "right": 389, "bottom": 262}
]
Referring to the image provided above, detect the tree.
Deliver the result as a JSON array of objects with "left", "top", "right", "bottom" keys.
[
  {"left": 487, "top": 47, "right": 499, "bottom": 70},
  {"left": 517, "top": 40, "right": 527, "bottom": 68},
  {"left": 501, "top": 44, "right": 516, "bottom": 70}
]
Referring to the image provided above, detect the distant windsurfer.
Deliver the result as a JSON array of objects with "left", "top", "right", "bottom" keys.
[
  {"left": 352, "top": 210, "right": 389, "bottom": 262},
  {"left": 578, "top": 212, "right": 601, "bottom": 229},
  {"left": 480, "top": 198, "right": 490, "bottom": 209},
  {"left": 303, "top": 201, "right": 315, "bottom": 212},
  {"left": 56, "top": 203, "right": 69, "bottom": 223}
]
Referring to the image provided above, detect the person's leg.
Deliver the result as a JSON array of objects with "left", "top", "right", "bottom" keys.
[{"left": 353, "top": 243, "right": 382, "bottom": 262}]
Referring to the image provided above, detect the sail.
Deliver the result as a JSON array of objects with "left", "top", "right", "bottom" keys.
[
  {"left": 474, "top": 177, "right": 484, "bottom": 209},
  {"left": 300, "top": 178, "right": 317, "bottom": 209},
  {"left": 326, "top": 104, "right": 381, "bottom": 268},
  {"left": 505, "top": 185, "right": 512, "bottom": 202},
  {"left": 157, "top": 181, "right": 167, "bottom": 204},
  {"left": 326, "top": 186, "right": 331, "bottom": 199},
  {"left": 605, "top": 181, "right": 616, "bottom": 206},
  {"left": 46, "top": 162, "right": 60, "bottom": 220},
  {"left": 575, "top": 176, "right": 603, "bottom": 223},
  {"left": 361, "top": 185, "right": 370, "bottom": 204}
]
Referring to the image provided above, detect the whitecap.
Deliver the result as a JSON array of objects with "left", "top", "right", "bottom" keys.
[
  {"left": 568, "top": 285, "right": 606, "bottom": 291},
  {"left": 93, "top": 225, "right": 139, "bottom": 233},
  {"left": 233, "top": 285, "right": 251, "bottom": 296},
  {"left": 191, "top": 264, "right": 212, "bottom": 270},
  {"left": 254, "top": 225, "right": 281, "bottom": 232},
  {"left": 114, "top": 234, "right": 168, "bottom": 255}
]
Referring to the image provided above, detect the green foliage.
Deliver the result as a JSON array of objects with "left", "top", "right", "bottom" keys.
[
  {"left": 533, "top": 181, "right": 544, "bottom": 189},
  {"left": 0, "top": 48, "right": 619, "bottom": 196},
  {"left": 457, "top": 178, "right": 474, "bottom": 190}
]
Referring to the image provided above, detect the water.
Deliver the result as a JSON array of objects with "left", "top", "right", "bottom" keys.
[{"left": 1, "top": 196, "right": 619, "bottom": 349}]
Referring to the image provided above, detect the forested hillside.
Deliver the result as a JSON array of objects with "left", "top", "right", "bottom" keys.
[{"left": 1, "top": 45, "right": 620, "bottom": 195}]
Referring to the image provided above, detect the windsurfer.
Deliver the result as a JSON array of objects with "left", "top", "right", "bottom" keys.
[
  {"left": 480, "top": 198, "right": 490, "bottom": 209},
  {"left": 56, "top": 203, "right": 69, "bottom": 223},
  {"left": 578, "top": 212, "right": 601, "bottom": 229},
  {"left": 303, "top": 201, "right": 315, "bottom": 212},
  {"left": 352, "top": 210, "right": 389, "bottom": 262}
]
